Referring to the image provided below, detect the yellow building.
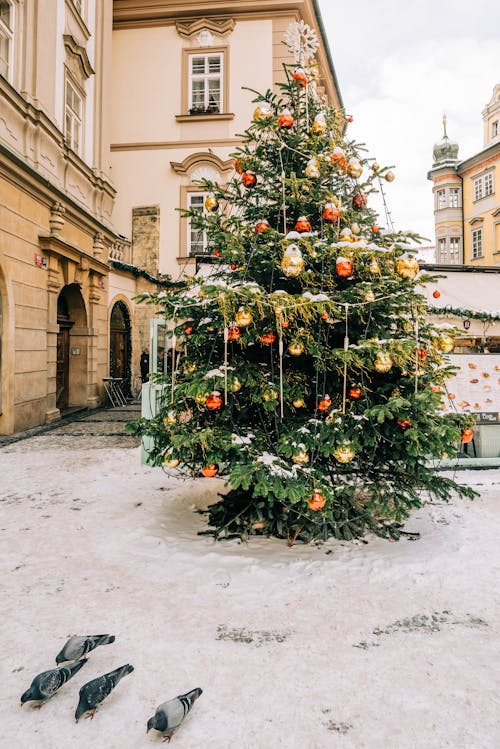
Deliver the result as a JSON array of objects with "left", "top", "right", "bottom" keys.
[{"left": 428, "top": 83, "right": 500, "bottom": 265}]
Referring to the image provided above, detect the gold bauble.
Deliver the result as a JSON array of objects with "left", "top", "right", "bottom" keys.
[
  {"left": 163, "top": 452, "right": 180, "bottom": 468},
  {"left": 235, "top": 307, "right": 253, "bottom": 328},
  {"left": 230, "top": 377, "right": 242, "bottom": 393},
  {"left": 372, "top": 162, "right": 380, "bottom": 172},
  {"left": 253, "top": 105, "right": 273, "bottom": 122},
  {"left": 184, "top": 361, "right": 197, "bottom": 373},
  {"left": 395, "top": 256, "right": 419, "bottom": 280},
  {"left": 369, "top": 259, "right": 381, "bottom": 275},
  {"left": 204, "top": 194, "right": 219, "bottom": 212},
  {"left": 436, "top": 334, "right": 454, "bottom": 353},
  {"left": 305, "top": 157, "right": 321, "bottom": 178},
  {"left": 288, "top": 341, "right": 305, "bottom": 356},
  {"left": 374, "top": 351, "right": 393, "bottom": 373},
  {"left": 292, "top": 450, "right": 310, "bottom": 465},
  {"left": 311, "top": 112, "right": 327, "bottom": 134},
  {"left": 195, "top": 392, "right": 209, "bottom": 404},
  {"left": 281, "top": 245, "right": 305, "bottom": 278},
  {"left": 163, "top": 411, "right": 177, "bottom": 426},
  {"left": 348, "top": 158, "right": 363, "bottom": 178},
  {"left": 263, "top": 388, "right": 279, "bottom": 402},
  {"left": 339, "top": 228, "right": 353, "bottom": 242},
  {"left": 333, "top": 445, "right": 356, "bottom": 463},
  {"left": 385, "top": 170, "right": 395, "bottom": 182},
  {"left": 293, "top": 398, "right": 306, "bottom": 408},
  {"left": 350, "top": 223, "right": 361, "bottom": 235},
  {"left": 364, "top": 290, "right": 376, "bottom": 302}
]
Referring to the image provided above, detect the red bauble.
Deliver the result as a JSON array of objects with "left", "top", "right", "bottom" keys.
[
  {"left": 418, "top": 348, "right": 427, "bottom": 361},
  {"left": 336, "top": 257, "right": 354, "bottom": 277},
  {"left": 255, "top": 219, "right": 270, "bottom": 234},
  {"left": 317, "top": 395, "right": 332, "bottom": 412},
  {"left": 205, "top": 392, "right": 223, "bottom": 411},
  {"left": 348, "top": 386, "right": 362, "bottom": 399},
  {"left": 346, "top": 115, "right": 353, "bottom": 123},
  {"left": 293, "top": 67, "right": 308, "bottom": 87},
  {"left": 371, "top": 224, "right": 379, "bottom": 233},
  {"left": 396, "top": 418, "right": 412, "bottom": 431},
  {"left": 242, "top": 171, "right": 257, "bottom": 188},
  {"left": 322, "top": 203, "right": 340, "bottom": 223},
  {"left": 184, "top": 325, "right": 193, "bottom": 335},
  {"left": 308, "top": 490, "right": 326, "bottom": 511},
  {"left": 201, "top": 464, "right": 219, "bottom": 477},
  {"left": 433, "top": 290, "right": 441, "bottom": 299},
  {"left": 213, "top": 249, "right": 220, "bottom": 257},
  {"left": 227, "top": 325, "right": 242, "bottom": 341},
  {"left": 230, "top": 263, "right": 237, "bottom": 270},
  {"left": 352, "top": 192, "right": 368, "bottom": 210},
  {"left": 461, "top": 428, "right": 474, "bottom": 443},
  {"left": 234, "top": 159, "right": 245, "bottom": 174},
  {"left": 261, "top": 332, "right": 276, "bottom": 345},
  {"left": 278, "top": 109, "right": 294, "bottom": 128},
  {"left": 295, "top": 216, "right": 311, "bottom": 232}
]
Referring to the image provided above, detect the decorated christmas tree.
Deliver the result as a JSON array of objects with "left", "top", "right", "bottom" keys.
[{"left": 131, "top": 23, "right": 475, "bottom": 543}]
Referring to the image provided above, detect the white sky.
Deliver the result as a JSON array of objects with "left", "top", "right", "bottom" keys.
[{"left": 320, "top": 0, "right": 500, "bottom": 243}]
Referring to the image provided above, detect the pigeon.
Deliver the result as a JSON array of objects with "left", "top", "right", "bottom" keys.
[
  {"left": 55, "top": 634, "right": 115, "bottom": 664},
  {"left": 20, "top": 658, "right": 87, "bottom": 707},
  {"left": 75, "top": 663, "right": 134, "bottom": 722},
  {"left": 146, "top": 688, "right": 203, "bottom": 742}
]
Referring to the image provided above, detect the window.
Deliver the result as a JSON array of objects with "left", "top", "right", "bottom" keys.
[
  {"left": 474, "top": 172, "right": 494, "bottom": 201},
  {"left": 471, "top": 229, "right": 483, "bottom": 259},
  {"left": 449, "top": 188, "right": 460, "bottom": 208},
  {"left": 449, "top": 237, "right": 460, "bottom": 262},
  {"left": 187, "top": 193, "right": 209, "bottom": 255},
  {"left": 0, "top": 1, "right": 13, "bottom": 81},
  {"left": 492, "top": 120, "right": 498, "bottom": 139},
  {"left": 65, "top": 79, "right": 82, "bottom": 153},
  {"left": 188, "top": 52, "right": 223, "bottom": 114},
  {"left": 437, "top": 238, "right": 447, "bottom": 262},
  {"left": 437, "top": 189, "right": 446, "bottom": 210}
]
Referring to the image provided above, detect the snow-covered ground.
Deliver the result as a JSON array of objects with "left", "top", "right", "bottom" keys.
[{"left": 1, "top": 432, "right": 500, "bottom": 748}]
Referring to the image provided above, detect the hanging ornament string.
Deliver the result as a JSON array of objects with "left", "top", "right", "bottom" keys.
[
  {"left": 170, "top": 332, "right": 177, "bottom": 403},
  {"left": 342, "top": 303, "right": 350, "bottom": 413},
  {"left": 377, "top": 175, "right": 395, "bottom": 233}
]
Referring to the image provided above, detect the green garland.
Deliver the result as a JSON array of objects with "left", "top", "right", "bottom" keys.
[
  {"left": 111, "top": 260, "right": 186, "bottom": 289},
  {"left": 428, "top": 305, "right": 500, "bottom": 323}
]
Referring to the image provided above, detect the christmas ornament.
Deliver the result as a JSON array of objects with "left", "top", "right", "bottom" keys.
[
  {"left": 308, "top": 489, "right": 326, "bottom": 510},
  {"left": 206, "top": 391, "right": 223, "bottom": 411},
  {"left": 436, "top": 334, "right": 454, "bottom": 353},
  {"left": 278, "top": 108, "right": 294, "bottom": 128},
  {"left": 350, "top": 222, "right": 361, "bottom": 235},
  {"left": 242, "top": 171, "right": 257, "bottom": 188},
  {"left": 372, "top": 162, "right": 380, "bottom": 172},
  {"left": 385, "top": 170, "right": 395, "bottom": 182},
  {"left": 184, "top": 325, "right": 193, "bottom": 335},
  {"left": 333, "top": 445, "right": 355, "bottom": 463},
  {"left": 204, "top": 193, "right": 219, "bottom": 212},
  {"left": 163, "top": 452, "right": 180, "bottom": 468},
  {"left": 253, "top": 105, "right": 273, "bottom": 122},
  {"left": 293, "top": 67, "right": 308, "bottom": 87},
  {"left": 184, "top": 361, "right": 196, "bottom": 373},
  {"left": 311, "top": 112, "right": 327, "bottom": 134},
  {"left": 374, "top": 351, "right": 393, "bottom": 373},
  {"left": 201, "top": 464, "right": 219, "bottom": 477},
  {"left": 336, "top": 257, "right": 354, "bottom": 277},
  {"left": 317, "top": 395, "right": 332, "bottom": 411},
  {"left": 295, "top": 216, "right": 311, "bottom": 233},
  {"left": 288, "top": 341, "right": 305, "bottom": 356},
  {"left": 364, "top": 290, "right": 376, "bottom": 302},
  {"left": 347, "top": 157, "right": 363, "bottom": 178},
  {"left": 396, "top": 418, "right": 412, "bottom": 431},
  {"left": 369, "top": 259, "right": 380, "bottom": 274},
  {"left": 461, "top": 428, "right": 473, "bottom": 443},
  {"left": 230, "top": 377, "right": 242, "bottom": 393},
  {"left": 235, "top": 308, "right": 253, "bottom": 328},
  {"left": 195, "top": 392, "right": 209, "bottom": 404},
  {"left": 371, "top": 224, "right": 379, "bottom": 234},
  {"left": 163, "top": 411, "right": 177, "bottom": 426},
  {"left": 352, "top": 192, "right": 368, "bottom": 210},
  {"left": 234, "top": 158, "right": 245, "bottom": 173},
  {"left": 178, "top": 409, "right": 193, "bottom": 423},
  {"left": 433, "top": 290, "right": 441, "bottom": 299},
  {"left": 348, "top": 385, "right": 362, "bottom": 399},
  {"left": 293, "top": 398, "right": 306, "bottom": 408},
  {"left": 284, "top": 20, "right": 319, "bottom": 65},
  {"left": 418, "top": 348, "right": 427, "bottom": 362},
  {"left": 305, "top": 157, "right": 321, "bottom": 178},
  {"left": 263, "top": 388, "right": 279, "bottom": 402},
  {"left": 322, "top": 202, "right": 340, "bottom": 222},
  {"left": 346, "top": 114, "right": 353, "bottom": 123},
  {"left": 261, "top": 332, "right": 277, "bottom": 345},
  {"left": 227, "top": 325, "right": 242, "bottom": 341},
  {"left": 292, "top": 450, "right": 309, "bottom": 465},
  {"left": 331, "top": 146, "right": 345, "bottom": 163},
  {"left": 255, "top": 219, "right": 270, "bottom": 234},
  {"left": 281, "top": 245, "right": 305, "bottom": 277},
  {"left": 230, "top": 263, "right": 237, "bottom": 270},
  {"left": 339, "top": 227, "right": 354, "bottom": 242},
  {"left": 395, "top": 256, "right": 419, "bottom": 280}
]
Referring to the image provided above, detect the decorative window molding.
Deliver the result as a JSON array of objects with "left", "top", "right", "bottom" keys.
[
  {"left": 170, "top": 152, "right": 234, "bottom": 176},
  {"left": 63, "top": 34, "right": 94, "bottom": 79},
  {"left": 0, "top": 0, "right": 14, "bottom": 82},
  {"left": 473, "top": 170, "right": 494, "bottom": 201},
  {"left": 469, "top": 217, "right": 484, "bottom": 226},
  {"left": 64, "top": 76, "right": 83, "bottom": 154},
  {"left": 436, "top": 189, "right": 446, "bottom": 210},
  {"left": 471, "top": 228, "right": 483, "bottom": 259},
  {"left": 448, "top": 187, "right": 460, "bottom": 208},
  {"left": 180, "top": 46, "right": 229, "bottom": 117},
  {"left": 175, "top": 18, "right": 235, "bottom": 41}
]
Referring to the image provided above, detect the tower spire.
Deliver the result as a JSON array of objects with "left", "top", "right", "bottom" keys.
[{"left": 442, "top": 112, "right": 448, "bottom": 139}]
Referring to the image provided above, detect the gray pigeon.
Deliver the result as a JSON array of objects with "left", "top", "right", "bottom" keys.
[
  {"left": 20, "top": 658, "right": 87, "bottom": 707},
  {"left": 75, "top": 663, "right": 133, "bottom": 722},
  {"left": 55, "top": 634, "right": 115, "bottom": 664},
  {"left": 146, "top": 688, "right": 203, "bottom": 742}
]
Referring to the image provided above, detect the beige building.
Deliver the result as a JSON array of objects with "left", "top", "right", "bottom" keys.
[{"left": 428, "top": 83, "right": 500, "bottom": 265}]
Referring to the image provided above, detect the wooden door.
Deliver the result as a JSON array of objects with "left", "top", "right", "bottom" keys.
[{"left": 56, "top": 325, "right": 70, "bottom": 408}]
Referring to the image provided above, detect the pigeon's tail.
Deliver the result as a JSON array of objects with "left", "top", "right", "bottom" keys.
[
  {"left": 182, "top": 687, "right": 203, "bottom": 705},
  {"left": 95, "top": 634, "right": 115, "bottom": 646},
  {"left": 67, "top": 658, "right": 88, "bottom": 679},
  {"left": 109, "top": 663, "right": 134, "bottom": 687}
]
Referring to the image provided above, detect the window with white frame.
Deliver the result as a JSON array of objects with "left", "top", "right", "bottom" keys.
[
  {"left": 449, "top": 237, "right": 460, "bottom": 262},
  {"left": 64, "top": 78, "right": 83, "bottom": 154},
  {"left": 0, "top": 0, "right": 14, "bottom": 81},
  {"left": 471, "top": 228, "right": 483, "bottom": 259},
  {"left": 187, "top": 192, "right": 209, "bottom": 255},
  {"left": 492, "top": 120, "right": 498, "bottom": 139},
  {"left": 188, "top": 53, "right": 223, "bottom": 114},
  {"left": 437, "top": 189, "right": 446, "bottom": 210},
  {"left": 449, "top": 188, "right": 460, "bottom": 208},
  {"left": 474, "top": 172, "right": 494, "bottom": 201},
  {"left": 484, "top": 172, "right": 494, "bottom": 196},
  {"left": 437, "top": 238, "right": 447, "bottom": 262}
]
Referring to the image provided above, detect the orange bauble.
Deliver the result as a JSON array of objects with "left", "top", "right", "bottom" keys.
[
  {"left": 295, "top": 216, "right": 311, "bottom": 232},
  {"left": 255, "top": 219, "right": 270, "bottom": 234},
  {"left": 396, "top": 418, "right": 412, "bottom": 431},
  {"left": 201, "top": 464, "right": 219, "bottom": 477},
  {"left": 278, "top": 109, "right": 294, "bottom": 128},
  {"left": 317, "top": 395, "right": 332, "bottom": 412},
  {"left": 205, "top": 391, "right": 223, "bottom": 411},
  {"left": 227, "top": 325, "right": 242, "bottom": 341},
  {"left": 293, "top": 67, "right": 308, "bottom": 87},
  {"left": 418, "top": 348, "right": 427, "bottom": 361},
  {"left": 461, "top": 428, "right": 474, "bottom": 443},
  {"left": 331, "top": 147, "right": 345, "bottom": 163},
  {"left": 230, "top": 263, "right": 237, "bottom": 270},
  {"left": 336, "top": 257, "right": 354, "bottom": 277},
  {"left": 346, "top": 115, "right": 353, "bottom": 123},
  {"left": 371, "top": 224, "right": 379, "bottom": 233},
  {"left": 352, "top": 192, "right": 368, "bottom": 210},
  {"left": 184, "top": 325, "right": 193, "bottom": 335},
  {"left": 322, "top": 203, "right": 340, "bottom": 223},
  {"left": 348, "top": 386, "right": 362, "bottom": 399},
  {"left": 234, "top": 159, "right": 245, "bottom": 174},
  {"left": 261, "top": 332, "right": 276, "bottom": 345},
  {"left": 242, "top": 171, "right": 257, "bottom": 188},
  {"left": 308, "top": 490, "right": 326, "bottom": 511},
  {"left": 433, "top": 290, "right": 441, "bottom": 299}
]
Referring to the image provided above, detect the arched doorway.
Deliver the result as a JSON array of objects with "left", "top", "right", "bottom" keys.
[
  {"left": 109, "top": 301, "right": 131, "bottom": 395},
  {"left": 56, "top": 284, "right": 87, "bottom": 411}
]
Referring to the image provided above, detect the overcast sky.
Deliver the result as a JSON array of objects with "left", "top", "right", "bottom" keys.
[{"left": 319, "top": 0, "right": 500, "bottom": 243}]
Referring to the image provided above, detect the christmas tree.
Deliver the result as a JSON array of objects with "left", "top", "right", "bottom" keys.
[{"left": 131, "top": 23, "right": 475, "bottom": 543}]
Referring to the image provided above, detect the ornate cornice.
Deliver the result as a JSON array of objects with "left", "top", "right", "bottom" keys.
[
  {"left": 63, "top": 34, "right": 95, "bottom": 78},
  {"left": 170, "top": 151, "right": 235, "bottom": 175},
  {"left": 175, "top": 17, "right": 235, "bottom": 39}
]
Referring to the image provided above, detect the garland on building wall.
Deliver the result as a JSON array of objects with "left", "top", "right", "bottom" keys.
[
  {"left": 429, "top": 305, "right": 500, "bottom": 323},
  {"left": 111, "top": 260, "right": 186, "bottom": 289}
]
